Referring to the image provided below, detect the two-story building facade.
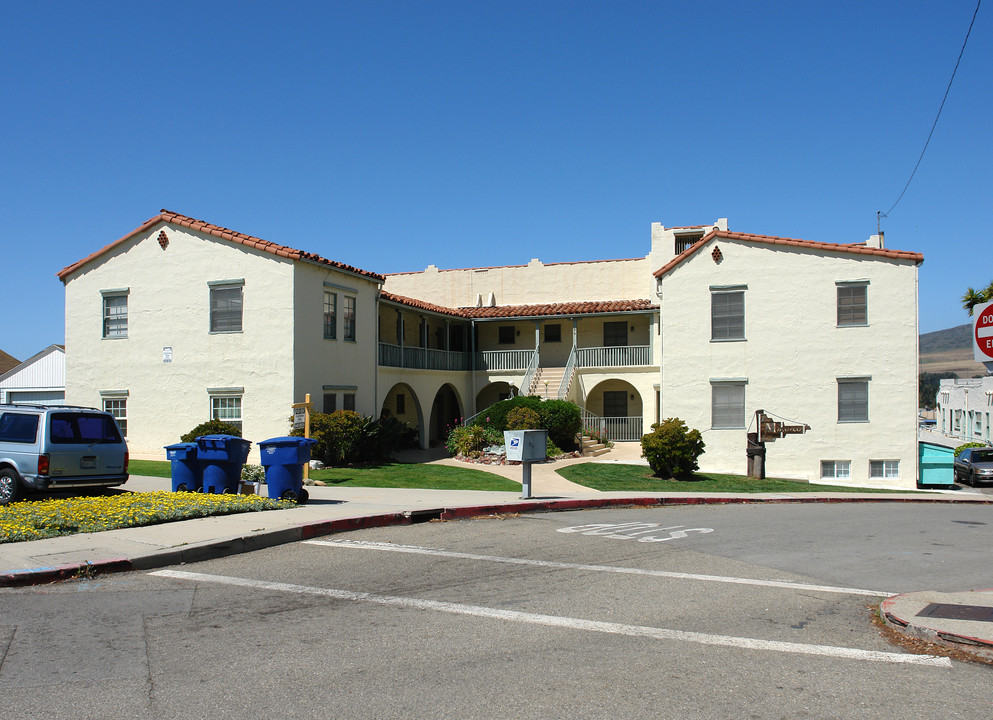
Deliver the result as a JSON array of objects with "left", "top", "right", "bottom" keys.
[{"left": 59, "top": 210, "right": 923, "bottom": 487}]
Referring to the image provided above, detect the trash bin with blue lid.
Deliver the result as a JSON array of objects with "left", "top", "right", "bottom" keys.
[
  {"left": 165, "top": 442, "right": 202, "bottom": 492},
  {"left": 259, "top": 436, "right": 316, "bottom": 503},
  {"left": 196, "top": 434, "right": 252, "bottom": 494}
]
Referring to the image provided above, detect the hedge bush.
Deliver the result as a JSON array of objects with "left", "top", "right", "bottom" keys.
[
  {"left": 292, "top": 411, "right": 417, "bottom": 466},
  {"left": 180, "top": 419, "right": 242, "bottom": 443},
  {"left": 471, "top": 396, "right": 581, "bottom": 450},
  {"left": 640, "top": 418, "right": 705, "bottom": 479}
]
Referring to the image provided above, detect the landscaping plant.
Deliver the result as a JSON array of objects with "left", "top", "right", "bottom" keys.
[{"left": 640, "top": 418, "right": 705, "bottom": 479}]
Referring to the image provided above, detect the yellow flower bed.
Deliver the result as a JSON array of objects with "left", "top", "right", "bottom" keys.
[{"left": 0, "top": 491, "right": 297, "bottom": 544}]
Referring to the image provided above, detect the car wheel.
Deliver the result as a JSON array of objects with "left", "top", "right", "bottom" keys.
[{"left": 0, "top": 468, "right": 21, "bottom": 506}]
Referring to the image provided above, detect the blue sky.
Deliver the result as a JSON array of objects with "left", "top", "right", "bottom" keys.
[{"left": 2, "top": 1, "right": 990, "bottom": 362}]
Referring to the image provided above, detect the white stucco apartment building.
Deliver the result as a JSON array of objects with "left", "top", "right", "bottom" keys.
[
  {"left": 59, "top": 210, "right": 924, "bottom": 487},
  {"left": 935, "top": 376, "right": 993, "bottom": 446}
]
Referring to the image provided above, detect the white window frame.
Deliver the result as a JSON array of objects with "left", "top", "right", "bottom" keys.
[
  {"left": 101, "top": 289, "right": 129, "bottom": 339},
  {"left": 711, "top": 286, "right": 745, "bottom": 342},
  {"left": 821, "top": 460, "right": 851, "bottom": 480},
  {"left": 836, "top": 281, "right": 868, "bottom": 327},
  {"left": 838, "top": 378, "right": 869, "bottom": 423},
  {"left": 324, "top": 290, "right": 337, "bottom": 340},
  {"left": 209, "top": 391, "right": 243, "bottom": 432},
  {"left": 869, "top": 460, "right": 899, "bottom": 480},
  {"left": 209, "top": 280, "right": 244, "bottom": 334},
  {"left": 343, "top": 296, "right": 356, "bottom": 341},
  {"left": 711, "top": 380, "right": 746, "bottom": 429},
  {"left": 100, "top": 391, "right": 128, "bottom": 437}
]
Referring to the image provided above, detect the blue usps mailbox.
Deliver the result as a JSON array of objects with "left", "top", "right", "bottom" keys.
[{"left": 504, "top": 429, "right": 547, "bottom": 498}]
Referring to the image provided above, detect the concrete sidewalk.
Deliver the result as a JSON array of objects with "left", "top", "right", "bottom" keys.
[{"left": 3, "top": 446, "right": 992, "bottom": 661}]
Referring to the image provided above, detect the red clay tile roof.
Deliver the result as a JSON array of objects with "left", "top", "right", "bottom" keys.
[
  {"left": 379, "top": 293, "right": 657, "bottom": 319},
  {"left": 653, "top": 230, "right": 924, "bottom": 278},
  {"left": 57, "top": 210, "right": 385, "bottom": 283},
  {"left": 380, "top": 292, "right": 467, "bottom": 317},
  {"left": 462, "top": 298, "right": 657, "bottom": 319}
]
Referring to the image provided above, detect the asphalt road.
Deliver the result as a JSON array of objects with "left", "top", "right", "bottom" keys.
[{"left": 2, "top": 503, "right": 991, "bottom": 719}]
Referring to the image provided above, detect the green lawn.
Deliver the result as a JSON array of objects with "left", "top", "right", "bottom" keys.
[
  {"left": 131, "top": 458, "right": 520, "bottom": 492},
  {"left": 557, "top": 463, "right": 902, "bottom": 493},
  {"left": 310, "top": 463, "right": 520, "bottom": 491}
]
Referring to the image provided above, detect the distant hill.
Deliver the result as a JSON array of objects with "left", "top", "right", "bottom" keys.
[{"left": 919, "top": 323, "right": 986, "bottom": 377}]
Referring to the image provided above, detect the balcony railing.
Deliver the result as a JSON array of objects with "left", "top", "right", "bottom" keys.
[
  {"left": 582, "top": 409, "right": 644, "bottom": 442},
  {"left": 476, "top": 349, "right": 534, "bottom": 372},
  {"left": 578, "top": 345, "right": 651, "bottom": 368},
  {"left": 379, "top": 343, "right": 471, "bottom": 371}
]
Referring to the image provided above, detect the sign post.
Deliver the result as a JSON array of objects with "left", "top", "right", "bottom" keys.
[
  {"left": 973, "top": 299, "right": 993, "bottom": 374},
  {"left": 292, "top": 393, "right": 314, "bottom": 480}
]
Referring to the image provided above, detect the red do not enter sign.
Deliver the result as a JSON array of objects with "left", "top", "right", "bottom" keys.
[{"left": 974, "top": 300, "right": 993, "bottom": 362}]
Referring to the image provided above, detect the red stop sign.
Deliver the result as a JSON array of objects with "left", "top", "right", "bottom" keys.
[{"left": 975, "top": 300, "right": 993, "bottom": 361}]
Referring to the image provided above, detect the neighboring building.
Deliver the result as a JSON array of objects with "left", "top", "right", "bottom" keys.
[
  {"left": 935, "top": 376, "right": 993, "bottom": 446},
  {"left": 0, "top": 349, "right": 19, "bottom": 376},
  {"left": 0, "top": 344, "right": 65, "bottom": 405},
  {"left": 59, "top": 211, "right": 924, "bottom": 488}
]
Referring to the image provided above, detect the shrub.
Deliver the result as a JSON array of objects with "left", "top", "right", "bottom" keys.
[
  {"left": 640, "top": 418, "right": 705, "bottom": 479},
  {"left": 180, "top": 419, "right": 242, "bottom": 443},
  {"left": 291, "top": 411, "right": 417, "bottom": 465},
  {"left": 475, "top": 396, "right": 543, "bottom": 432},
  {"left": 507, "top": 406, "right": 541, "bottom": 430},
  {"left": 539, "top": 400, "right": 582, "bottom": 450},
  {"left": 954, "top": 441, "right": 988, "bottom": 456},
  {"left": 241, "top": 464, "right": 266, "bottom": 483}
]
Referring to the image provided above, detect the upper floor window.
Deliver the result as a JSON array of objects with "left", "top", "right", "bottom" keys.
[
  {"left": 603, "top": 321, "right": 627, "bottom": 347},
  {"left": 838, "top": 378, "right": 869, "bottom": 423},
  {"left": 711, "top": 288, "right": 744, "bottom": 341},
  {"left": 498, "top": 326, "right": 515, "bottom": 344},
  {"left": 711, "top": 381, "right": 746, "bottom": 429},
  {"left": 324, "top": 291, "right": 337, "bottom": 339},
  {"left": 343, "top": 296, "right": 356, "bottom": 341},
  {"left": 209, "top": 280, "right": 244, "bottom": 333},
  {"left": 102, "top": 290, "right": 129, "bottom": 339},
  {"left": 674, "top": 233, "right": 703, "bottom": 255},
  {"left": 837, "top": 282, "right": 868, "bottom": 326}
]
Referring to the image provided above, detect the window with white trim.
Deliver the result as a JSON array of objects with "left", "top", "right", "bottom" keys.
[
  {"left": 324, "top": 291, "right": 337, "bottom": 339},
  {"left": 711, "top": 290, "right": 744, "bottom": 341},
  {"left": 869, "top": 460, "right": 899, "bottom": 479},
  {"left": 211, "top": 395, "right": 242, "bottom": 432},
  {"left": 103, "top": 398, "right": 127, "bottom": 437},
  {"left": 711, "top": 381, "right": 745, "bottom": 429},
  {"left": 838, "top": 379, "right": 868, "bottom": 423},
  {"left": 102, "top": 292, "right": 128, "bottom": 338},
  {"left": 821, "top": 460, "right": 851, "bottom": 479},
  {"left": 837, "top": 283, "right": 868, "bottom": 326},
  {"left": 209, "top": 281, "right": 244, "bottom": 333},
  {"left": 343, "top": 296, "right": 356, "bottom": 341}
]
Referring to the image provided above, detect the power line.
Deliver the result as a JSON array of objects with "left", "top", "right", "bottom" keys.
[{"left": 879, "top": 0, "right": 982, "bottom": 225}]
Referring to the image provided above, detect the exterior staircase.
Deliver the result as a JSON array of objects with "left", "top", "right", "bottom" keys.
[
  {"left": 529, "top": 367, "right": 566, "bottom": 399},
  {"left": 579, "top": 434, "right": 611, "bottom": 457}
]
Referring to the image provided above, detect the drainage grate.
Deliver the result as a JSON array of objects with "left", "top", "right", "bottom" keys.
[{"left": 917, "top": 603, "right": 993, "bottom": 622}]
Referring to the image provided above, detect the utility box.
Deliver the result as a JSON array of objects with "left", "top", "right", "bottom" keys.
[{"left": 504, "top": 430, "right": 547, "bottom": 463}]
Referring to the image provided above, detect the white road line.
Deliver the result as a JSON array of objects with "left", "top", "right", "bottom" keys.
[
  {"left": 304, "top": 540, "right": 895, "bottom": 598},
  {"left": 148, "top": 569, "right": 950, "bottom": 667}
]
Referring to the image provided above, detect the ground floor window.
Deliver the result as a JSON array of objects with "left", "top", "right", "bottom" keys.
[
  {"left": 211, "top": 395, "right": 242, "bottom": 432},
  {"left": 869, "top": 460, "right": 899, "bottom": 479},
  {"left": 103, "top": 398, "right": 127, "bottom": 437},
  {"left": 711, "top": 382, "right": 745, "bottom": 429},
  {"left": 343, "top": 393, "right": 356, "bottom": 412},
  {"left": 323, "top": 393, "right": 337, "bottom": 413},
  {"left": 603, "top": 390, "right": 628, "bottom": 417},
  {"left": 821, "top": 460, "right": 851, "bottom": 480}
]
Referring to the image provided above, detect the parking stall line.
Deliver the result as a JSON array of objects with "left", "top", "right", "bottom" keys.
[
  {"left": 303, "top": 540, "right": 896, "bottom": 598},
  {"left": 148, "top": 569, "right": 949, "bottom": 667}
]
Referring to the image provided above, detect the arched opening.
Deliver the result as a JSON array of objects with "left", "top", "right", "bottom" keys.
[
  {"left": 429, "top": 384, "right": 464, "bottom": 446},
  {"left": 380, "top": 382, "right": 422, "bottom": 434},
  {"left": 475, "top": 381, "right": 517, "bottom": 412},
  {"left": 585, "top": 379, "right": 644, "bottom": 442}
]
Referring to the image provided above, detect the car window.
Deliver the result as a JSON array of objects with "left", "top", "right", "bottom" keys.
[
  {"left": 973, "top": 450, "right": 993, "bottom": 463},
  {"left": 0, "top": 412, "right": 40, "bottom": 443},
  {"left": 49, "top": 413, "right": 123, "bottom": 444}
]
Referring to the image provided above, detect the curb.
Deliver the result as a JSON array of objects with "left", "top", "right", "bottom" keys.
[
  {"left": 3, "top": 494, "right": 992, "bottom": 588},
  {"left": 880, "top": 591, "right": 993, "bottom": 662}
]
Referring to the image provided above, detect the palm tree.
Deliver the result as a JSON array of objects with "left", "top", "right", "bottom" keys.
[{"left": 962, "top": 281, "right": 993, "bottom": 316}]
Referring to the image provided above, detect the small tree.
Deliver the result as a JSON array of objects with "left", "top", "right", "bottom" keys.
[
  {"left": 180, "top": 419, "right": 242, "bottom": 443},
  {"left": 961, "top": 281, "right": 993, "bottom": 316},
  {"left": 640, "top": 418, "right": 705, "bottom": 479},
  {"left": 506, "top": 406, "right": 541, "bottom": 430}
]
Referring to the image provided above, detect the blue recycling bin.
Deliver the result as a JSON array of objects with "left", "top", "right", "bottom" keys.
[
  {"left": 165, "top": 442, "right": 202, "bottom": 492},
  {"left": 259, "top": 436, "right": 316, "bottom": 502},
  {"left": 196, "top": 434, "right": 253, "bottom": 494}
]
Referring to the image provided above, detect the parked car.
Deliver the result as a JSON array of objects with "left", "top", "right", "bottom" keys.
[
  {"left": 0, "top": 404, "right": 129, "bottom": 505},
  {"left": 953, "top": 446, "right": 993, "bottom": 487}
]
